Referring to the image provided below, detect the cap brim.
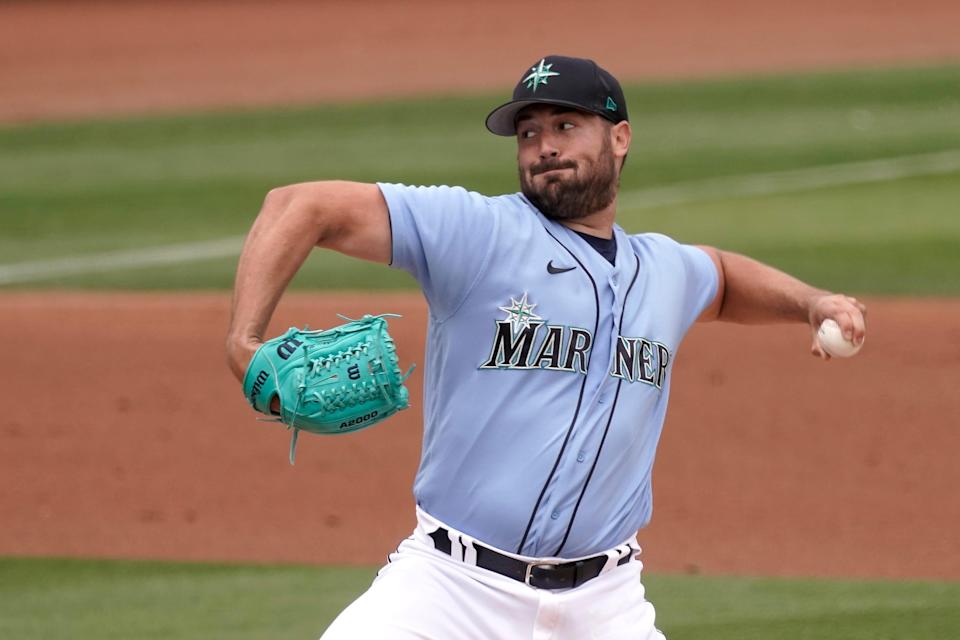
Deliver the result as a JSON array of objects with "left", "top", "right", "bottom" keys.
[{"left": 484, "top": 98, "right": 606, "bottom": 136}]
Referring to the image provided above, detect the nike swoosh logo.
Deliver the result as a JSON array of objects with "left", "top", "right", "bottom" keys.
[{"left": 547, "top": 260, "right": 576, "bottom": 274}]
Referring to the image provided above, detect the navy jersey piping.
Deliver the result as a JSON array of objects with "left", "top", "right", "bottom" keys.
[
  {"left": 553, "top": 251, "right": 642, "bottom": 557},
  {"left": 385, "top": 188, "right": 396, "bottom": 267},
  {"left": 516, "top": 224, "right": 601, "bottom": 555}
]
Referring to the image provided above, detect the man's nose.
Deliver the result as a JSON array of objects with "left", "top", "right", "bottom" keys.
[{"left": 538, "top": 135, "right": 560, "bottom": 159}]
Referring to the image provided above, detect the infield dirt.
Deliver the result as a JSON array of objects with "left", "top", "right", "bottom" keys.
[
  {"left": 1, "top": 0, "right": 959, "bottom": 579},
  {"left": 1, "top": 293, "right": 958, "bottom": 579}
]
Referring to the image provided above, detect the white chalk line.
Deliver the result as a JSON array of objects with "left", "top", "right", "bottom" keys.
[
  {"left": 0, "top": 236, "right": 245, "bottom": 285},
  {"left": 619, "top": 149, "right": 960, "bottom": 210},
  {"left": 2, "top": 149, "right": 959, "bottom": 285}
]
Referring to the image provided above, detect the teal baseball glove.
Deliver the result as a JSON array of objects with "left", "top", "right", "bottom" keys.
[{"left": 242, "top": 314, "right": 414, "bottom": 463}]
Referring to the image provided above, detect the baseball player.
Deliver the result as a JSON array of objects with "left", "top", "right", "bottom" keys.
[{"left": 226, "top": 55, "right": 867, "bottom": 639}]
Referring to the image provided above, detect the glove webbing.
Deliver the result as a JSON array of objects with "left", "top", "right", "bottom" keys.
[{"left": 277, "top": 315, "right": 414, "bottom": 464}]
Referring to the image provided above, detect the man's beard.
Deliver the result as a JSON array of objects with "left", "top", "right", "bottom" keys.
[{"left": 519, "top": 138, "right": 619, "bottom": 221}]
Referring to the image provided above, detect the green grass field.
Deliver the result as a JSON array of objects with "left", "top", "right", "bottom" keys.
[
  {"left": 1, "top": 64, "right": 959, "bottom": 292},
  {"left": 1, "top": 557, "right": 957, "bottom": 639}
]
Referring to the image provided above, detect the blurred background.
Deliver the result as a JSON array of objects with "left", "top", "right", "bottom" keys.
[{"left": 1, "top": 1, "right": 959, "bottom": 638}]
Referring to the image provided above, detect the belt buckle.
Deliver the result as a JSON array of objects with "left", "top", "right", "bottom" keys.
[{"left": 523, "top": 560, "right": 559, "bottom": 587}]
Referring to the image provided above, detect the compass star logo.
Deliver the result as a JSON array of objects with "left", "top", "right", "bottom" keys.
[
  {"left": 523, "top": 59, "right": 559, "bottom": 92},
  {"left": 499, "top": 292, "right": 542, "bottom": 331}
]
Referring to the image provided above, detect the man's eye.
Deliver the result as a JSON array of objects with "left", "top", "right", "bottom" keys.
[
  {"left": 520, "top": 130, "right": 536, "bottom": 139},
  {"left": 560, "top": 122, "right": 575, "bottom": 130}
]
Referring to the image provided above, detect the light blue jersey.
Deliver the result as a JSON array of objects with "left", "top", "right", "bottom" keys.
[{"left": 380, "top": 183, "right": 718, "bottom": 559}]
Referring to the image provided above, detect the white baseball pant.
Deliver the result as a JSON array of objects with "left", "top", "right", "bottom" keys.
[{"left": 320, "top": 508, "right": 666, "bottom": 639}]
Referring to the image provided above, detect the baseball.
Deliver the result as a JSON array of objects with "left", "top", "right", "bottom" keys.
[{"left": 817, "top": 319, "right": 862, "bottom": 358}]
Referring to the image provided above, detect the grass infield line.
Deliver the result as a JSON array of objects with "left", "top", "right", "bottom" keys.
[{"left": 2, "top": 149, "right": 959, "bottom": 286}]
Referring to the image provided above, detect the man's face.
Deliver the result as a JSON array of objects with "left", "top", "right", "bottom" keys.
[{"left": 515, "top": 105, "right": 621, "bottom": 221}]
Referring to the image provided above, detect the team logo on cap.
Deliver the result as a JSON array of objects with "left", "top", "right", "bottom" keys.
[{"left": 523, "top": 59, "right": 559, "bottom": 92}]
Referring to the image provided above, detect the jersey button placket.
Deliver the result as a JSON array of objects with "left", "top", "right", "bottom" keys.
[
  {"left": 528, "top": 451, "right": 574, "bottom": 553},
  {"left": 610, "top": 273, "right": 626, "bottom": 317}
]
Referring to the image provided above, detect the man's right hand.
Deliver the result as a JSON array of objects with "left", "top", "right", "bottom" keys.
[{"left": 226, "top": 335, "right": 262, "bottom": 382}]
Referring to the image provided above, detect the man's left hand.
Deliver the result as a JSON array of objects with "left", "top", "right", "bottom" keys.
[{"left": 808, "top": 294, "right": 867, "bottom": 360}]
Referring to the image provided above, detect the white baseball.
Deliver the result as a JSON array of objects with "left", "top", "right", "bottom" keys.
[{"left": 817, "top": 318, "right": 862, "bottom": 358}]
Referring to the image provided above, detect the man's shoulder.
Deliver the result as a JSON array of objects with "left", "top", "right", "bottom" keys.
[
  {"left": 623, "top": 230, "right": 685, "bottom": 252},
  {"left": 378, "top": 183, "right": 533, "bottom": 214},
  {"left": 623, "top": 230, "right": 716, "bottom": 288},
  {"left": 623, "top": 230, "right": 713, "bottom": 265}
]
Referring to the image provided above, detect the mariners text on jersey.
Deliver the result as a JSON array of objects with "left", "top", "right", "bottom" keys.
[
  {"left": 379, "top": 182, "right": 718, "bottom": 558},
  {"left": 480, "top": 315, "right": 671, "bottom": 390}
]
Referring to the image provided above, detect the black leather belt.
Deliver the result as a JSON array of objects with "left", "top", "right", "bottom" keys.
[{"left": 428, "top": 527, "right": 633, "bottom": 590}]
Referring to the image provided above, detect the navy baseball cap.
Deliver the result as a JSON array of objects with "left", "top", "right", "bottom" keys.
[{"left": 485, "top": 55, "right": 629, "bottom": 136}]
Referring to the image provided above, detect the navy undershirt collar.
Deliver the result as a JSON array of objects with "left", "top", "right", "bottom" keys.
[{"left": 573, "top": 230, "right": 617, "bottom": 266}]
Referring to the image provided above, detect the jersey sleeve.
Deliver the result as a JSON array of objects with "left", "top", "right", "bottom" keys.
[
  {"left": 378, "top": 183, "right": 500, "bottom": 320},
  {"left": 642, "top": 233, "right": 719, "bottom": 335},
  {"left": 675, "top": 242, "right": 720, "bottom": 332}
]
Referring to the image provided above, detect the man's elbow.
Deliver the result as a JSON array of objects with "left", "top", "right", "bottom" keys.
[
  {"left": 261, "top": 184, "right": 296, "bottom": 212},
  {"left": 258, "top": 180, "right": 385, "bottom": 256},
  {"left": 262, "top": 181, "right": 331, "bottom": 214},
  {"left": 259, "top": 182, "right": 336, "bottom": 237}
]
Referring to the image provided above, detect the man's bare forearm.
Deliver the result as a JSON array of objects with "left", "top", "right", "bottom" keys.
[
  {"left": 698, "top": 248, "right": 866, "bottom": 359},
  {"left": 225, "top": 181, "right": 391, "bottom": 380},
  {"left": 225, "top": 186, "right": 322, "bottom": 379},
  {"left": 715, "top": 251, "right": 827, "bottom": 324}
]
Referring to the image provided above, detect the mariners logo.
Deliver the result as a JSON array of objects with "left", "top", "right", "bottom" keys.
[
  {"left": 523, "top": 59, "right": 559, "bottom": 92},
  {"left": 497, "top": 292, "right": 541, "bottom": 331},
  {"left": 480, "top": 292, "right": 672, "bottom": 388},
  {"left": 480, "top": 292, "right": 591, "bottom": 373}
]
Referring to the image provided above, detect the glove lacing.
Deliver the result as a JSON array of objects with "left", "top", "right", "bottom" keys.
[{"left": 283, "top": 314, "right": 414, "bottom": 464}]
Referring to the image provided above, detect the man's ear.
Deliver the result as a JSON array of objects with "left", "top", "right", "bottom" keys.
[{"left": 611, "top": 120, "right": 632, "bottom": 158}]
